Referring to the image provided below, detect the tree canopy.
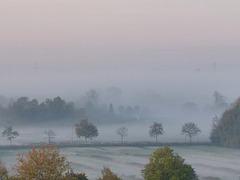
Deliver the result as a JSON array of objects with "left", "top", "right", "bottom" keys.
[
  {"left": 210, "top": 97, "right": 240, "bottom": 148},
  {"left": 181, "top": 122, "right": 201, "bottom": 143},
  {"left": 149, "top": 122, "right": 163, "bottom": 143},
  {"left": 12, "top": 143, "right": 71, "bottom": 180},
  {"left": 75, "top": 119, "right": 98, "bottom": 142},
  {"left": 142, "top": 146, "right": 198, "bottom": 180},
  {"left": 2, "top": 126, "right": 19, "bottom": 145},
  {"left": 0, "top": 96, "right": 76, "bottom": 124}
]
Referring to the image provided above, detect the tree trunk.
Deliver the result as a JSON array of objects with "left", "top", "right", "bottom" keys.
[
  {"left": 71, "top": 126, "right": 74, "bottom": 144},
  {"left": 156, "top": 135, "right": 158, "bottom": 143},
  {"left": 49, "top": 136, "right": 51, "bottom": 144},
  {"left": 121, "top": 136, "right": 123, "bottom": 144},
  {"left": 10, "top": 138, "right": 12, "bottom": 145},
  {"left": 190, "top": 136, "right": 192, "bottom": 143}
]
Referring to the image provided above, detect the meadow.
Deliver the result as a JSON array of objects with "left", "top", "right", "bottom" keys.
[{"left": 1, "top": 145, "right": 240, "bottom": 180}]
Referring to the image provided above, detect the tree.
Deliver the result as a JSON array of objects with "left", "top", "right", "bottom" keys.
[
  {"left": 11, "top": 143, "right": 71, "bottom": 179},
  {"left": 0, "top": 158, "right": 8, "bottom": 180},
  {"left": 142, "top": 146, "right": 198, "bottom": 180},
  {"left": 210, "top": 97, "right": 240, "bottom": 148},
  {"left": 44, "top": 129, "right": 56, "bottom": 144},
  {"left": 97, "top": 167, "right": 122, "bottom": 180},
  {"left": 149, "top": 122, "right": 163, "bottom": 143},
  {"left": 182, "top": 122, "right": 201, "bottom": 143},
  {"left": 75, "top": 119, "right": 98, "bottom": 143},
  {"left": 2, "top": 126, "right": 19, "bottom": 145},
  {"left": 116, "top": 127, "right": 128, "bottom": 143}
]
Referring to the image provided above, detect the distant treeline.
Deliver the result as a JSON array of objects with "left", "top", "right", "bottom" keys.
[
  {"left": 0, "top": 96, "right": 148, "bottom": 125},
  {"left": 0, "top": 97, "right": 80, "bottom": 124}
]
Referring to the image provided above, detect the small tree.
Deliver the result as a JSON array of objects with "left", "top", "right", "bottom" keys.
[
  {"left": 182, "top": 122, "right": 201, "bottom": 143},
  {"left": 149, "top": 122, "right": 163, "bottom": 143},
  {"left": 116, "top": 127, "right": 128, "bottom": 144},
  {"left": 2, "top": 126, "right": 19, "bottom": 145},
  {"left": 98, "top": 167, "right": 122, "bottom": 180},
  {"left": 12, "top": 143, "right": 71, "bottom": 179},
  {"left": 142, "top": 146, "right": 198, "bottom": 180},
  {"left": 44, "top": 129, "right": 56, "bottom": 144},
  {"left": 75, "top": 119, "right": 98, "bottom": 143}
]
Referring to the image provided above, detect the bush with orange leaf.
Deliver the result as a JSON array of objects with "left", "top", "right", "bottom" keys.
[{"left": 11, "top": 143, "right": 71, "bottom": 180}]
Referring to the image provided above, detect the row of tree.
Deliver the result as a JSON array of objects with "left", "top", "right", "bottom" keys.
[
  {"left": 0, "top": 144, "right": 198, "bottom": 180},
  {"left": 74, "top": 119, "right": 201, "bottom": 144},
  {"left": 1, "top": 121, "right": 201, "bottom": 145}
]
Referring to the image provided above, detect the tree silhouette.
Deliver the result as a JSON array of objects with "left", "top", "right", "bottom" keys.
[
  {"left": 2, "top": 126, "right": 19, "bottom": 145},
  {"left": 149, "top": 122, "right": 163, "bottom": 143},
  {"left": 44, "top": 129, "right": 56, "bottom": 144},
  {"left": 116, "top": 127, "right": 128, "bottom": 143},
  {"left": 182, "top": 122, "right": 201, "bottom": 143},
  {"left": 75, "top": 119, "right": 98, "bottom": 143}
]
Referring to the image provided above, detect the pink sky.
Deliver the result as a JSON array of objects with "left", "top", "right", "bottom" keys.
[
  {"left": 0, "top": 0, "right": 240, "bottom": 99},
  {"left": 1, "top": 0, "right": 240, "bottom": 49}
]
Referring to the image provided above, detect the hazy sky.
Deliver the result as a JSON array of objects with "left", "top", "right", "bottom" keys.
[
  {"left": 1, "top": 0, "right": 240, "bottom": 101},
  {"left": 1, "top": 0, "right": 240, "bottom": 48}
]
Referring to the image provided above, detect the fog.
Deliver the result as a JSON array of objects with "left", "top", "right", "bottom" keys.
[
  {"left": 0, "top": 46, "right": 240, "bottom": 143},
  {"left": 1, "top": 46, "right": 240, "bottom": 100}
]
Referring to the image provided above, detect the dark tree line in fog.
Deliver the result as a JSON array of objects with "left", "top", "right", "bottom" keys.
[
  {"left": 0, "top": 95, "right": 146, "bottom": 125},
  {"left": 0, "top": 97, "right": 77, "bottom": 124},
  {"left": 0, "top": 89, "right": 229, "bottom": 126}
]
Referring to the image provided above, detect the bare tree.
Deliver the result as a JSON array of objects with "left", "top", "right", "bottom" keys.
[
  {"left": 2, "top": 126, "right": 19, "bottom": 145},
  {"left": 116, "top": 127, "right": 128, "bottom": 143},
  {"left": 182, "top": 122, "right": 201, "bottom": 143},
  {"left": 149, "top": 122, "right": 163, "bottom": 143},
  {"left": 44, "top": 129, "right": 56, "bottom": 144}
]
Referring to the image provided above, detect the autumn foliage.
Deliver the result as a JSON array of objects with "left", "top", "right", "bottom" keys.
[
  {"left": 0, "top": 158, "right": 8, "bottom": 179},
  {"left": 11, "top": 143, "right": 71, "bottom": 180}
]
